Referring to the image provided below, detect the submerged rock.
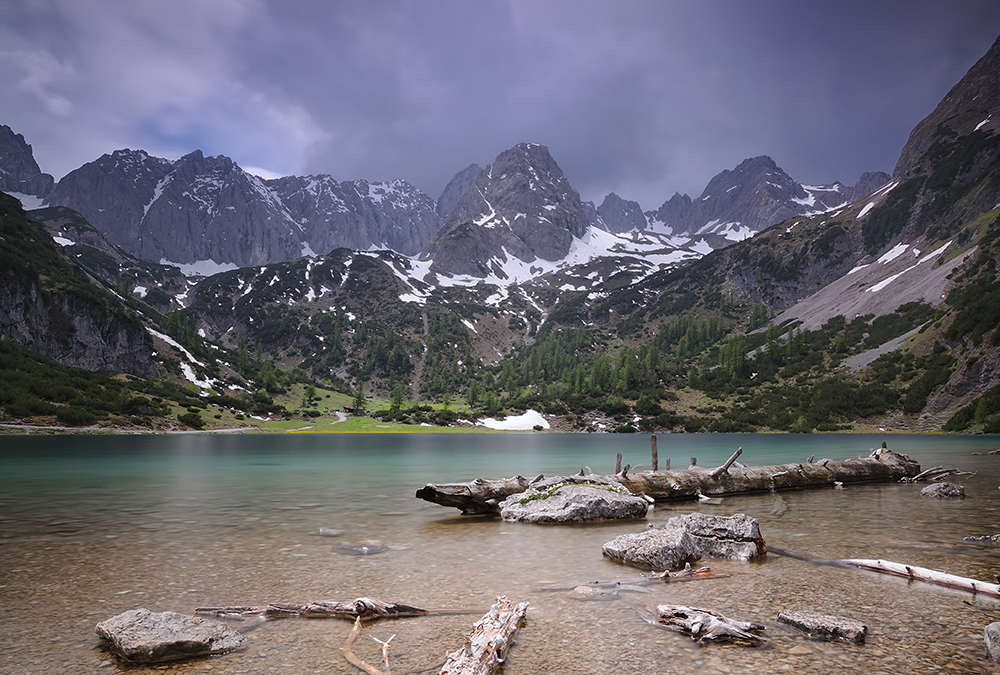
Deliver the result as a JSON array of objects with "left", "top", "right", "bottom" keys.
[
  {"left": 920, "top": 482, "right": 965, "bottom": 499},
  {"left": 777, "top": 610, "right": 868, "bottom": 643},
  {"left": 95, "top": 608, "right": 245, "bottom": 663},
  {"left": 602, "top": 523, "right": 699, "bottom": 571},
  {"left": 987, "top": 622, "right": 1000, "bottom": 662},
  {"left": 499, "top": 481, "right": 649, "bottom": 523},
  {"left": 336, "top": 543, "right": 389, "bottom": 556}
]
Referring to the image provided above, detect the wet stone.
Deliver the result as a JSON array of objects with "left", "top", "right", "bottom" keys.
[
  {"left": 95, "top": 608, "right": 245, "bottom": 663},
  {"left": 777, "top": 610, "right": 868, "bottom": 643},
  {"left": 920, "top": 482, "right": 965, "bottom": 499}
]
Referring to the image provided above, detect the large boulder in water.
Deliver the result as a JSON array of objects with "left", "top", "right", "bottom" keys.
[
  {"left": 665, "top": 513, "right": 766, "bottom": 561},
  {"left": 95, "top": 608, "right": 245, "bottom": 663},
  {"left": 499, "top": 480, "right": 649, "bottom": 523},
  {"left": 921, "top": 482, "right": 965, "bottom": 499},
  {"left": 601, "top": 523, "right": 699, "bottom": 570},
  {"left": 602, "top": 512, "right": 766, "bottom": 571}
]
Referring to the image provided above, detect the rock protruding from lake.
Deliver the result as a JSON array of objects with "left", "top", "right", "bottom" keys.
[
  {"left": 987, "top": 622, "right": 1000, "bottom": 662},
  {"left": 602, "top": 523, "right": 699, "bottom": 570},
  {"left": 602, "top": 513, "right": 766, "bottom": 571},
  {"left": 665, "top": 513, "right": 766, "bottom": 561},
  {"left": 95, "top": 608, "right": 246, "bottom": 663},
  {"left": 499, "top": 479, "right": 649, "bottom": 523},
  {"left": 777, "top": 610, "right": 868, "bottom": 643},
  {"left": 920, "top": 482, "right": 965, "bottom": 499}
]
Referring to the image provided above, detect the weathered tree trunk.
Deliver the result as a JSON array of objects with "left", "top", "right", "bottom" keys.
[
  {"left": 416, "top": 451, "right": 921, "bottom": 514},
  {"left": 439, "top": 596, "right": 528, "bottom": 675},
  {"left": 415, "top": 475, "right": 539, "bottom": 515},
  {"left": 620, "top": 450, "right": 920, "bottom": 501},
  {"left": 195, "top": 597, "right": 430, "bottom": 621},
  {"left": 645, "top": 605, "right": 767, "bottom": 645},
  {"left": 842, "top": 559, "right": 1000, "bottom": 597}
]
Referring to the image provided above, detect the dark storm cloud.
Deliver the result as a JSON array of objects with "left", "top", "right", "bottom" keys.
[{"left": 1, "top": 1, "right": 999, "bottom": 211}]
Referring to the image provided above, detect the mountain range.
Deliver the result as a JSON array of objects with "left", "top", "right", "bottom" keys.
[{"left": 2, "top": 33, "right": 999, "bottom": 434}]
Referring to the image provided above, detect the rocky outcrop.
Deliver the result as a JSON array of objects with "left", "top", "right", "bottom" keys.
[
  {"left": 0, "top": 281, "right": 157, "bottom": 378},
  {"left": 0, "top": 124, "right": 54, "bottom": 197},
  {"left": 777, "top": 611, "right": 868, "bottom": 643},
  {"left": 498, "top": 479, "right": 649, "bottom": 523},
  {"left": 920, "top": 482, "right": 965, "bottom": 499},
  {"left": 95, "top": 608, "right": 245, "bottom": 663}
]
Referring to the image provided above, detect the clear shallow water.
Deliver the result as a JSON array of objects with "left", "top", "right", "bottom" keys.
[{"left": 2, "top": 432, "right": 999, "bottom": 674}]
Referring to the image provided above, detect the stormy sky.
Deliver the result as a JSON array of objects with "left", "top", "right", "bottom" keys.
[{"left": 2, "top": 1, "right": 999, "bottom": 210}]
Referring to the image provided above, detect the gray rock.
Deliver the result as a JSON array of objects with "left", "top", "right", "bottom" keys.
[
  {"left": 777, "top": 610, "right": 868, "bottom": 643},
  {"left": 500, "top": 483, "right": 649, "bottom": 524},
  {"left": 597, "top": 192, "right": 647, "bottom": 233},
  {"left": 95, "top": 608, "right": 245, "bottom": 663},
  {"left": 664, "top": 513, "right": 766, "bottom": 561},
  {"left": 921, "top": 482, "right": 965, "bottom": 499},
  {"left": 602, "top": 523, "right": 699, "bottom": 571},
  {"left": 987, "top": 622, "right": 1000, "bottom": 662},
  {"left": 0, "top": 124, "right": 54, "bottom": 197}
]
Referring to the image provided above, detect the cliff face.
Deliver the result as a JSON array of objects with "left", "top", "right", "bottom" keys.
[
  {"left": 0, "top": 193, "right": 157, "bottom": 378},
  {"left": 0, "top": 280, "right": 157, "bottom": 378}
]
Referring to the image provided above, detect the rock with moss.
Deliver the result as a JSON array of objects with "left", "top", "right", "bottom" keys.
[{"left": 499, "top": 479, "right": 649, "bottom": 524}]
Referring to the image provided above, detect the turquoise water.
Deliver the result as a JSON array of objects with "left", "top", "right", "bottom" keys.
[{"left": 2, "top": 433, "right": 999, "bottom": 673}]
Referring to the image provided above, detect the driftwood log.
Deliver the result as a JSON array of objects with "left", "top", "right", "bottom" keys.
[
  {"left": 645, "top": 605, "right": 767, "bottom": 645},
  {"left": 439, "top": 595, "right": 529, "bottom": 675},
  {"left": 416, "top": 451, "right": 920, "bottom": 514},
  {"left": 842, "top": 559, "right": 1000, "bottom": 598},
  {"left": 195, "top": 597, "right": 430, "bottom": 621},
  {"left": 900, "top": 465, "right": 976, "bottom": 483}
]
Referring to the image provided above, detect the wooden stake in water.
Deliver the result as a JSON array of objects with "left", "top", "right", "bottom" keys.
[
  {"left": 615, "top": 453, "right": 622, "bottom": 474},
  {"left": 651, "top": 435, "right": 658, "bottom": 472}
]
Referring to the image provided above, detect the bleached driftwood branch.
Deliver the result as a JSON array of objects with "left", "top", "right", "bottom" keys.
[
  {"left": 439, "top": 596, "right": 529, "bottom": 675},
  {"left": 842, "top": 559, "right": 1000, "bottom": 597}
]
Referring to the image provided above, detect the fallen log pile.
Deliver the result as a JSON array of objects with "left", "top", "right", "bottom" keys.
[{"left": 416, "top": 449, "right": 920, "bottom": 514}]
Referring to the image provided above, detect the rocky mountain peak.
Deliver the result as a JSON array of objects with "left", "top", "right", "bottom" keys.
[
  {"left": 423, "top": 142, "right": 592, "bottom": 278},
  {"left": 894, "top": 35, "right": 1000, "bottom": 180},
  {"left": 0, "top": 124, "right": 54, "bottom": 198},
  {"left": 597, "top": 192, "right": 647, "bottom": 233},
  {"left": 648, "top": 154, "right": 887, "bottom": 246}
]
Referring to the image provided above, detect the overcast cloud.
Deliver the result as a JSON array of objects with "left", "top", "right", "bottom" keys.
[{"left": 2, "top": 1, "right": 999, "bottom": 210}]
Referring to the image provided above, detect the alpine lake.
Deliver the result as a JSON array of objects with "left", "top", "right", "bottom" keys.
[{"left": 2, "top": 432, "right": 999, "bottom": 674}]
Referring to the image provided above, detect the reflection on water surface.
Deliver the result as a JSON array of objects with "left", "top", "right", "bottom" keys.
[{"left": 1, "top": 433, "right": 999, "bottom": 674}]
